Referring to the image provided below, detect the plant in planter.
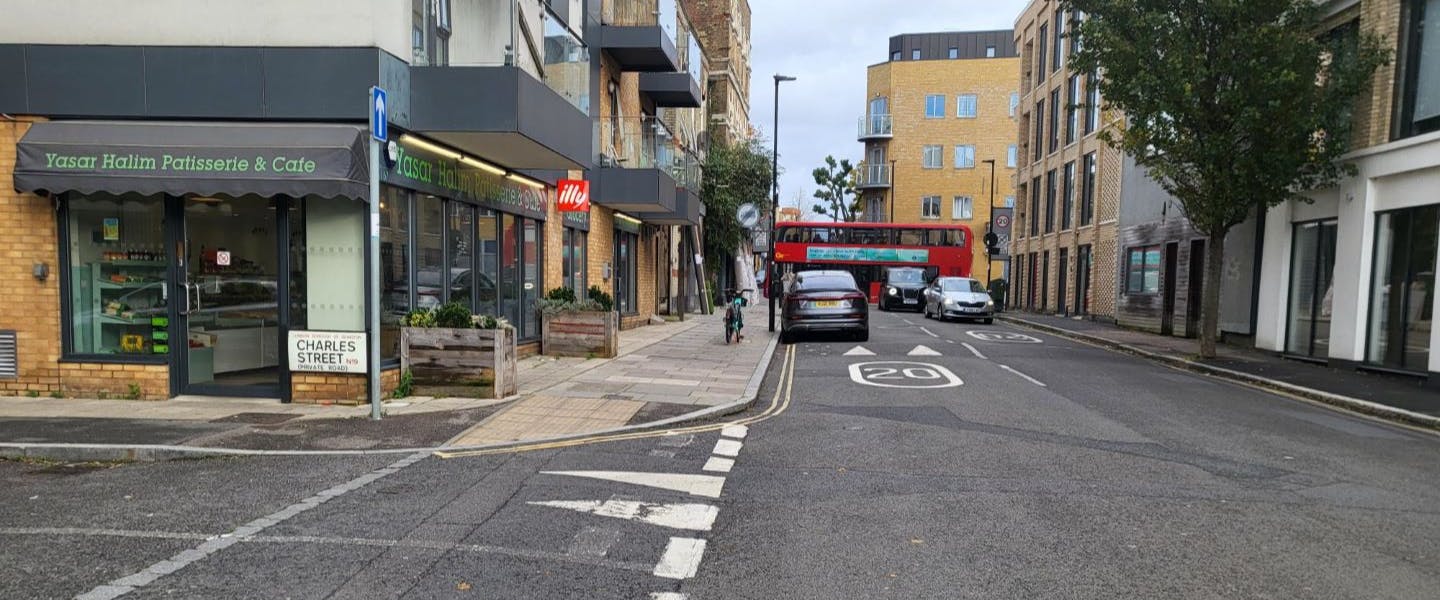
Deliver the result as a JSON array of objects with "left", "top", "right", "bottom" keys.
[
  {"left": 540, "top": 287, "right": 619, "bottom": 358},
  {"left": 399, "top": 302, "right": 517, "bottom": 398}
]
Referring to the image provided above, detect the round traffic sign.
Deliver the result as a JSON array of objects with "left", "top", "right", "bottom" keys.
[
  {"left": 736, "top": 203, "right": 760, "bottom": 228},
  {"left": 995, "top": 214, "right": 1011, "bottom": 229}
]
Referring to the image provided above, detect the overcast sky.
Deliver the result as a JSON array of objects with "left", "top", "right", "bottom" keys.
[{"left": 748, "top": 0, "right": 1029, "bottom": 215}]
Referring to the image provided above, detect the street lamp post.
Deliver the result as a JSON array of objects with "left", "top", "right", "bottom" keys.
[
  {"left": 982, "top": 159, "right": 996, "bottom": 285},
  {"left": 769, "top": 74, "right": 796, "bottom": 332}
]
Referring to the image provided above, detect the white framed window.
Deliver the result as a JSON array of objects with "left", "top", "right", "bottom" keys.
[
  {"left": 925, "top": 94, "right": 945, "bottom": 118},
  {"left": 952, "top": 196, "right": 973, "bottom": 220},
  {"left": 1007, "top": 145, "right": 1018, "bottom": 168},
  {"left": 921, "top": 196, "right": 942, "bottom": 219},
  {"left": 953, "top": 145, "right": 976, "bottom": 169},
  {"left": 922, "top": 145, "right": 943, "bottom": 168},
  {"left": 948, "top": 47, "right": 959, "bottom": 59},
  {"left": 956, "top": 94, "right": 978, "bottom": 118},
  {"left": 1004, "top": 195, "right": 1016, "bottom": 208},
  {"left": 1009, "top": 91, "right": 1020, "bottom": 117},
  {"left": 986, "top": 45, "right": 997, "bottom": 58}
]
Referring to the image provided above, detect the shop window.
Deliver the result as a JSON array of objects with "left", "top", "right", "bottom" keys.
[
  {"left": 379, "top": 186, "right": 410, "bottom": 359},
  {"left": 303, "top": 196, "right": 365, "bottom": 331},
  {"left": 415, "top": 195, "right": 445, "bottom": 311},
  {"left": 615, "top": 231, "right": 639, "bottom": 314},
  {"left": 476, "top": 209, "right": 499, "bottom": 318},
  {"left": 1367, "top": 206, "right": 1438, "bottom": 371},
  {"left": 448, "top": 202, "right": 476, "bottom": 313},
  {"left": 501, "top": 214, "right": 521, "bottom": 326},
  {"left": 64, "top": 193, "right": 167, "bottom": 357},
  {"left": 1287, "top": 220, "right": 1338, "bottom": 358},
  {"left": 564, "top": 228, "right": 588, "bottom": 296},
  {"left": 1126, "top": 245, "right": 1162, "bottom": 294}
]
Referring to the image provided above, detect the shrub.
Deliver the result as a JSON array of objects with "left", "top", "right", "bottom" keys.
[
  {"left": 403, "top": 308, "right": 437, "bottom": 328},
  {"left": 433, "top": 302, "right": 475, "bottom": 329},
  {"left": 392, "top": 369, "right": 413, "bottom": 399},
  {"left": 472, "top": 314, "right": 501, "bottom": 330},
  {"left": 536, "top": 296, "right": 605, "bottom": 316},
  {"left": 545, "top": 287, "right": 577, "bottom": 303},
  {"left": 587, "top": 285, "right": 615, "bottom": 312}
]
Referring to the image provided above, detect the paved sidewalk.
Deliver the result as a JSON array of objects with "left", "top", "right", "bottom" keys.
[{"left": 1000, "top": 312, "right": 1440, "bottom": 422}]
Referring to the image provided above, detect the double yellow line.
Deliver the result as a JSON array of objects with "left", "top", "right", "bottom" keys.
[{"left": 436, "top": 344, "right": 798, "bottom": 459}]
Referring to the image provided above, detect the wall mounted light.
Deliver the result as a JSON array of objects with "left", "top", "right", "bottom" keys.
[{"left": 32, "top": 262, "right": 48, "bottom": 282}]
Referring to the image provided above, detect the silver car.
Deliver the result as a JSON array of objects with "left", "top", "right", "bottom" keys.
[{"left": 922, "top": 276, "right": 995, "bottom": 324}]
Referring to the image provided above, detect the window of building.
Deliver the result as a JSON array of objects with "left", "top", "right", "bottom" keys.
[
  {"left": 1044, "top": 169, "right": 1057, "bottom": 233},
  {"left": 415, "top": 194, "right": 445, "bottom": 310},
  {"left": 949, "top": 47, "right": 959, "bottom": 59},
  {"left": 476, "top": 209, "right": 499, "bottom": 318},
  {"left": 448, "top": 202, "right": 475, "bottom": 313},
  {"left": 1007, "top": 145, "right": 1018, "bottom": 168},
  {"left": 521, "top": 219, "right": 540, "bottom": 339},
  {"left": 614, "top": 230, "right": 638, "bottom": 314},
  {"left": 500, "top": 214, "right": 521, "bottom": 326},
  {"left": 1034, "top": 99, "right": 1046, "bottom": 158},
  {"left": 953, "top": 145, "right": 976, "bottom": 169},
  {"left": 1053, "top": 9, "right": 1065, "bottom": 71},
  {"left": 1049, "top": 88, "right": 1061, "bottom": 152},
  {"left": 1287, "top": 220, "right": 1338, "bottom": 358},
  {"left": 922, "top": 145, "right": 944, "bottom": 168},
  {"left": 1061, "top": 161, "right": 1075, "bottom": 230},
  {"left": 379, "top": 186, "right": 411, "bottom": 359},
  {"left": 1126, "top": 245, "right": 1162, "bottom": 294},
  {"left": 63, "top": 193, "right": 166, "bottom": 357},
  {"left": 952, "top": 196, "right": 973, "bottom": 220},
  {"left": 986, "top": 45, "right": 997, "bottom": 58},
  {"left": 925, "top": 94, "right": 946, "bottom": 118},
  {"left": 892, "top": 51, "right": 902, "bottom": 61},
  {"left": 1037, "top": 23, "right": 1049, "bottom": 83},
  {"left": 1086, "top": 73, "right": 1101, "bottom": 134},
  {"left": 1029, "top": 176, "right": 1041, "bottom": 236},
  {"left": 912, "top": 48, "right": 922, "bottom": 60},
  {"left": 1398, "top": 0, "right": 1440, "bottom": 137},
  {"left": 956, "top": 94, "right": 978, "bottom": 118},
  {"left": 411, "top": 0, "right": 451, "bottom": 66},
  {"left": 1066, "top": 74, "right": 1081, "bottom": 145},
  {"left": 1367, "top": 205, "right": 1438, "bottom": 370},
  {"left": 1010, "top": 92, "right": 1020, "bottom": 117},
  {"left": 1005, "top": 195, "right": 1016, "bottom": 208},
  {"left": 1080, "top": 152, "right": 1096, "bottom": 226},
  {"left": 921, "top": 196, "right": 942, "bottom": 219},
  {"left": 562, "top": 228, "right": 588, "bottom": 296},
  {"left": 1072, "top": 10, "right": 1085, "bottom": 53}
]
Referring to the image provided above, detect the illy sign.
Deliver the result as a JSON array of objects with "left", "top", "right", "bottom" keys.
[{"left": 557, "top": 179, "right": 590, "bottom": 212}]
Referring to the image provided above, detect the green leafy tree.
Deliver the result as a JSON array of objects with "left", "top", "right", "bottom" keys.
[
  {"left": 1066, "top": 0, "right": 1388, "bottom": 357},
  {"left": 701, "top": 138, "right": 775, "bottom": 285},
  {"left": 810, "top": 155, "right": 859, "bottom": 222}
]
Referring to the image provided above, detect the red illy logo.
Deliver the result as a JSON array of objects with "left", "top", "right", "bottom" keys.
[{"left": 558, "top": 179, "right": 590, "bottom": 212}]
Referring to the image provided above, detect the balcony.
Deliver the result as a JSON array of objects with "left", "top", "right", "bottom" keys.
[
  {"left": 639, "top": 71, "right": 702, "bottom": 107},
  {"left": 857, "top": 114, "right": 893, "bottom": 140},
  {"left": 856, "top": 162, "right": 892, "bottom": 190},
  {"left": 592, "top": 116, "right": 681, "bottom": 213},
  {"left": 600, "top": 0, "right": 680, "bottom": 72}
]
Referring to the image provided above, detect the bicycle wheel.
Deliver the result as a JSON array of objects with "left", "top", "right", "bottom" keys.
[{"left": 724, "top": 323, "right": 733, "bottom": 344}]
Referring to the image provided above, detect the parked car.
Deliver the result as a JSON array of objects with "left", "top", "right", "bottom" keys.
[
  {"left": 923, "top": 276, "right": 994, "bottom": 323},
  {"left": 878, "top": 266, "right": 928, "bottom": 312},
  {"left": 781, "top": 270, "right": 869, "bottom": 343}
]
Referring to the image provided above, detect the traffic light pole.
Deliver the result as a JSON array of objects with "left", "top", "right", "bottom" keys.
[{"left": 983, "top": 159, "right": 996, "bottom": 285}]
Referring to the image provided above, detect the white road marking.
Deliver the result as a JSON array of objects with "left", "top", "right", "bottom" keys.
[
  {"left": 654, "top": 537, "right": 708, "bottom": 579},
  {"left": 901, "top": 318, "right": 915, "bottom": 325},
  {"left": 967, "top": 330, "right": 1043, "bottom": 343},
  {"left": 650, "top": 450, "right": 677, "bottom": 458},
  {"left": 566, "top": 526, "right": 621, "bottom": 557},
  {"left": 848, "top": 361, "right": 963, "bottom": 389},
  {"left": 528, "top": 500, "right": 719, "bottom": 531},
  {"left": 657, "top": 434, "right": 695, "bottom": 448},
  {"left": 842, "top": 345, "right": 875, "bottom": 356},
  {"left": 0, "top": 527, "right": 211, "bottom": 541},
  {"left": 702, "top": 457, "right": 734, "bottom": 473},
  {"left": 720, "top": 424, "right": 749, "bottom": 439},
  {"left": 541, "top": 471, "right": 726, "bottom": 498},
  {"left": 75, "top": 452, "right": 430, "bottom": 600},
  {"left": 999, "top": 364, "right": 1047, "bottom": 387},
  {"left": 919, "top": 327, "right": 940, "bottom": 338},
  {"left": 651, "top": 594, "right": 689, "bottom": 600},
  {"left": 907, "top": 344, "right": 942, "bottom": 356},
  {"left": 961, "top": 342, "right": 988, "bottom": 360},
  {"left": 712, "top": 439, "right": 742, "bottom": 457}
]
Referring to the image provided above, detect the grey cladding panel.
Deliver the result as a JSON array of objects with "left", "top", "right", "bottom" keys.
[
  {"left": 26, "top": 46, "right": 146, "bottom": 116},
  {"left": 261, "top": 48, "right": 376, "bottom": 119},
  {"left": 145, "top": 47, "right": 264, "bottom": 118},
  {"left": 0, "top": 46, "right": 25, "bottom": 111}
]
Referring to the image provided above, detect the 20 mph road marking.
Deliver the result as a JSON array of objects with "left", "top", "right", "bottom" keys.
[
  {"left": 849, "top": 361, "right": 963, "bottom": 389},
  {"left": 999, "top": 364, "right": 1047, "bottom": 387}
]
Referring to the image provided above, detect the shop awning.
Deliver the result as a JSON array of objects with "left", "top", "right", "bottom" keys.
[{"left": 13, "top": 121, "right": 369, "bottom": 200}]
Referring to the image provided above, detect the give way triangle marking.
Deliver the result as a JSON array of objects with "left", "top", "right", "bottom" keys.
[
  {"left": 907, "top": 345, "right": 942, "bottom": 356},
  {"left": 843, "top": 346, "right": 875, "bottom": 356},
  {"left": 541, "top": 471, "right": 725, "bottom": 498}
]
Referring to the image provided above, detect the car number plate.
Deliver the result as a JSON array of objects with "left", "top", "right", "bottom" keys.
[
  {"left": 812, "top": 300, "right": 842, "bottom": 309},
  {"left": 903, "top": 298, "right": 918, "bottom": 304}
]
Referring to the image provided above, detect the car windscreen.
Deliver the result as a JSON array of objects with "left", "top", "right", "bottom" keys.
[
  {"left": 887, "top": 269, "right": 924, "bottom": 284},
  {"left": 942, "top": 279, "right": 985, "bottom": 292},
  {"left": 797, "top": 274, "right": 856, "bottom": 291}
]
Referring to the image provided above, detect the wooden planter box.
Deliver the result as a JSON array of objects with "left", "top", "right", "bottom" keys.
[
  {"left": 400, "top": 327, "right": 517, "bottom": 398},
  {"left": 542, "top": 311, "right": 619, "bottom": 358}
]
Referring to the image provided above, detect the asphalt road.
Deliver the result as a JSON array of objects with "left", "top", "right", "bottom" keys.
[{"left": 2, "top": 308, "right": 1438, "bottom": 599}]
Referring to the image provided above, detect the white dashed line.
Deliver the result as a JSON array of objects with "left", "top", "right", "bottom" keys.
[
  {"left": 720, "top": 425, "right": 749, "bottom": 439},
  {"left": 712, "top": 439, "right": 742, "bottom": 457},
  {"left": 999, "top": 364, "right": 1047, "bottom": 387},
  {"left": 654, "top": 537, "right": 708, "bottom": 579},
  {"left": 961, "top": 342, "right": 987, "bottom": 360},
  {"left": 651, "top": 594, "right": 688, "bottom": 600},
  {"left": 702, "top": 457, "right": 734, "bottom": 473},
  {"left": 919, "top": 327, "right": 940, "bottom": 338}
]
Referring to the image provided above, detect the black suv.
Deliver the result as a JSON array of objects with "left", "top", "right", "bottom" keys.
[{"left": 878, "top": 267, "right": 927, "bottom": 312}]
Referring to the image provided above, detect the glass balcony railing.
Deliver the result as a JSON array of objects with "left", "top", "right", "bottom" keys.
[
  {"left": 856, "top": 162, "right": 892, "bottom": 188},
  {"left": 673, "top": 148, "right": 703, "bottom": 191},
  {"left": 542, "top": 6, "right": 590, "bottom": 113},
  {"left": 857, "top": 114, "right": 893, "bottom": 139},
  {"left": 599, "top": 116, "right": 679, "bottom": 171}
]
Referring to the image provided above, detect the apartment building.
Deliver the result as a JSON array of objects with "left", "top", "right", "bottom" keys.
[
  {"left": 682, "top": 0, "right": 753, "bottom": 144},
  {"left": 1255, "top": 0, "right": 1440, "bottom": 383},
  {"left": 0, "top": 0, "right": 706, "bottom": 403},
  {"left": 857, "top": 31, "right": 1019, "bottom": 282}
]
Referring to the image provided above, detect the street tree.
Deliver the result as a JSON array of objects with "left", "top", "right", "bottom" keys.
[
  {"left": 811, "top": 155, "right": 859, "bottom": 222},
  {"left": 701, "top": 138, "right": 774, "bottom": 288},
  {"left": 1065, "top": 0, "right": 1388, "bottom": 357}
]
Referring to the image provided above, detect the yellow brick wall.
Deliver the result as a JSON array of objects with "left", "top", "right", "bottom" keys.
[
  {"left": 865, "top": 56, "right": 1020, "bottom": 280},
  {"left": 291, "top": 368, "right": 399, "bottom": 405},
  {"left": 1353, "top": 0, "right": 1401, "bottom": 148}
]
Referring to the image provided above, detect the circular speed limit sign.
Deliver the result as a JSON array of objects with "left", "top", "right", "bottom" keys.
[
  {"left": 736, "top": 203, "right": 760, "bottom": 229},
  {"left": 994, "top": 214, "right": 1011, "bottom": 229}
]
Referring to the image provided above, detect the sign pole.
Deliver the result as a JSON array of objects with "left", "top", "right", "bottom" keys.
[{"left": 367, "top": 87, "right": 387, "bottom": 421}]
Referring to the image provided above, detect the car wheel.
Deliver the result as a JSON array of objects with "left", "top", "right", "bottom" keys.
[
  {"left": 855, "top": 330, "right": 869, "bottom": 342},
  {"left": 983, "top": 317, "right": 994, "bottom": 325}
]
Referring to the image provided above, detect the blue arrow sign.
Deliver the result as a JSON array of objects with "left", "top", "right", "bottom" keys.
[{"left": 370, "top": 87, "right": 388, "bottom": 143}]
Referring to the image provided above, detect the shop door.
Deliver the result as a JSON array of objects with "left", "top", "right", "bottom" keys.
[
  {"left": 1161, "top": 242, "right": 1179, "bottom": 336},
  {"left": 173, "top": 196, "right": 286, "bottom": 397}
]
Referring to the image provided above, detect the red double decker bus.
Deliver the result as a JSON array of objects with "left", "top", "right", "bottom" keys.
[{"left": 770, "top": 222, "right": 974, "bottom": 299}]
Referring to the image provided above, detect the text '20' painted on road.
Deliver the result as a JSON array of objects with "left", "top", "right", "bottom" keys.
[{"left": 848, "top": 361, "right": 963, "bottom": 389}]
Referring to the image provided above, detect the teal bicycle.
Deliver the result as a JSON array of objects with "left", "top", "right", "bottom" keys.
[{"left": 723, "top": 288, "right": 752, "bottom": 344}]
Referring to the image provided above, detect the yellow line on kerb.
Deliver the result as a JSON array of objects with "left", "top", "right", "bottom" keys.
[{"left": 435, "top": 344, "right": 797, "bottom": 459}]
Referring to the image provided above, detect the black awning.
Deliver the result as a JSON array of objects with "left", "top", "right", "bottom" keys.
[{"left": 14, "top": 121, "right": 369, "bottom": 200}]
